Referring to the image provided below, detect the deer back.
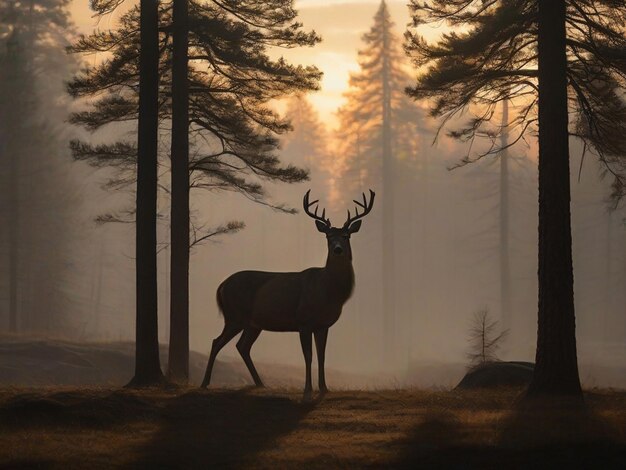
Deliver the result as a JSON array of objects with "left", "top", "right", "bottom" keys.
[{"left": 219, "top": 263, "right": 354, "bottom": 332}]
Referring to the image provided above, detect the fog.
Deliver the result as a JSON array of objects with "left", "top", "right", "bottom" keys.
[
  {"left": 1, "top": 0, "right": 625, "bottom": 389},
  {"left": 6, "top": 124, "right": 625, "bottom": 387}
]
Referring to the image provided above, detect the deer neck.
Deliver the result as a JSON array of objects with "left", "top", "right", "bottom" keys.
[{"left": 324, "top": 255, "right": 354, "bottom": 303}]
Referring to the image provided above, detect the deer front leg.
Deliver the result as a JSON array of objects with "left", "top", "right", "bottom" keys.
[
  {"left": 299, "top": 330, "right": 313, "bottom": 402},
  {"left": 314, "top": 328, "right": 329, "bottom": 394}
]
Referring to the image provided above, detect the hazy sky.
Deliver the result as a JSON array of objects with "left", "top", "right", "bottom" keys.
[{"left": 69, "top": 0, "right": 413, "bottom": 128}]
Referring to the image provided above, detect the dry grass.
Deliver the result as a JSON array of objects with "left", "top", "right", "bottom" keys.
[{"left": 0, "top": 387, "right": 624, "bottom": 469}]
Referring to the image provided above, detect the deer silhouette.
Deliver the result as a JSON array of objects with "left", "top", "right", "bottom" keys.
[{"left": 200, "top": 189, "right": 375, "bottom": 400}]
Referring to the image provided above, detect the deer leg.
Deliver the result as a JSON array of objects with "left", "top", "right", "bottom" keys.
[
  {"left": 200, "top": 324, "right": 242, "bottom": 388},
  {"left": 314, "top": 328, "right": 329, "bottom": 394},
  {"left": 299, "top": 330, "right": 313, "bottom": 401},
  {"left": 236, "top": 328, "right": 264, "bottom": 387}
]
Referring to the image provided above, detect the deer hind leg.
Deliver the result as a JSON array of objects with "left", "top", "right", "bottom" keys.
[
  {"left": 299, "top": 330, "right": 313, "bottom": 402},
  {"left": 200, "top": 323, "right": 242, "bottom": 388},
  {"left": 236, "top": 328, "right": 264, "bottom": 387},
  {"left": 314, "top": 328, "right": 329, "bottom": 394}
]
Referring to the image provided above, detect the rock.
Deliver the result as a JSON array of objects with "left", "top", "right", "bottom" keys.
[{"left": 455, "top": 361, "right": 534, "bottom": 390}]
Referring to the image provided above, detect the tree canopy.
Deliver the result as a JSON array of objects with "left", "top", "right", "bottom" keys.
[
  {"left": 405, "top": 0, "right": 626, "bottom": 201},
  {"left": 336, "top": 0, "right": 424, "bottom": 199},
  {"left": 68, "top": 0, "right": 322, "bottom": 221}
]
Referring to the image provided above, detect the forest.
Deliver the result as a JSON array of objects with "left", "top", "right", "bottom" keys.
[{"left": 0, "top": 0, "right": 625, "bottom": 467}]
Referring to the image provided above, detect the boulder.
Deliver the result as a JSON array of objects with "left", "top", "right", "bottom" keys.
[{"left": 455, "top": 361, "right": 534, "bottom": 390}]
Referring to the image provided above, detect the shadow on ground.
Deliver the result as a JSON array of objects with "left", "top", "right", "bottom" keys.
[
  {"left": 134, "top": 388, "right": 313, "bottom": 468},
  {"left": 394, "top": 396, "right": 626, "bottom": 469},
  {"left": 0, "top": 387, "right": 314, "bottom": 468},
  {"left": 0, "top": 389, "right": 160, "bottom": 428},
  {"left": 1, "top": 387, "right": 624, "bottom": 468}
]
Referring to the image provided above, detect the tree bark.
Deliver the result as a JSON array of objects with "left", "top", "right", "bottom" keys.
[
  {"left": 381, "top": 2, "right": 395, "bottom": 364},
  {"left": 500, "top": 98, "right": 511, "bottom": 331},
  {"left": 6, "top": 32, "right": 19, "bottom": 333},
  {"left": 128, "top": 0, "right": 164, "bottom": 387},
  {"left": 527, "top": 0, "right": 582, "bottom": 398},
  {"left": 168, "top": 0, "right": 190, "bottom": 382}
]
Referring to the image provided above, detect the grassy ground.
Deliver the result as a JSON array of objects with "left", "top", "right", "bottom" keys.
[{"left": 0, "top": 387, "right": 624, "bottom": 469}]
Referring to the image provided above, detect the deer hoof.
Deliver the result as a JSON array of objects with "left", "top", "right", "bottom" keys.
[
  {"left": 302, "top": 390, "right": 313, "bottom": 402},
  {"left": 319, "top": 386, "right": 329, "bottom": 395}
]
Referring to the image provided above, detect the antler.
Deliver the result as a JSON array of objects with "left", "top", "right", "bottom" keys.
[
  {"left": 303, "top": 189, "right": 331, "bottom": 227},
  {"left": 343, "top": 189, "right": 376, "bottom": 228}
]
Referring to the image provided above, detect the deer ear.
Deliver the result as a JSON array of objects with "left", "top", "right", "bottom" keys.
[
  {"left": 315, "top": 220, "right": 329, "bottom": 233},
  {"left": 348, "top": 220, "right": 362, "bottom": 234}
]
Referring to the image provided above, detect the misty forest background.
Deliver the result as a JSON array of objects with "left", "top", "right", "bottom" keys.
[{"left": 0, "top": 0, "right": 625, "bottom": 386}]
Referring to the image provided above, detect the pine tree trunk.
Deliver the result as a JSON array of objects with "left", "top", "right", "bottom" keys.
[
  {"left": 6, "top": 32, "right": 19, "bottom": 333},
  {"left": 527, "top": 0, "right": 582, "bottom": 398},
  {"left": 168, "top": 0, "right": 190, "bottom": 382},
  {"left": 603, "top": 213, "right": 612, "bottom": 341},
  {"left": 500, "top": 98, "right": 511, "bottom": 331},
  {"left": 129, "top": 0, "right": 163, "bottom": 387},
  {"left": 381, "top": 6, "right": 395, "bottom": 364}
]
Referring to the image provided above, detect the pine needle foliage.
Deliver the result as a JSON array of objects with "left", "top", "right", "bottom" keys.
[
  {"left": 335, "top": 1, "right": 425, "bottom": 202},
  {"left": 405, "top": 0, "right": 626, "bottom": 201},
  {"left": 67, "top": 0, "right": 322, "bottom": 219},
  {"left": 467, "top": 309, "right": 508, "bottom": 367}
]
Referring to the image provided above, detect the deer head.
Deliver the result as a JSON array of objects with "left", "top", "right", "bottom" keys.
[{"left": 303, "top": 189, "right": 375, "bottom": 260}]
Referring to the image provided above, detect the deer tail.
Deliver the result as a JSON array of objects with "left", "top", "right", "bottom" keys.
[{"left": 216, "top": 283, "right": 225, "bottom": 318}]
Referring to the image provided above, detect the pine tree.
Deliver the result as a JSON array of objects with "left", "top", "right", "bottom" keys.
[
  {"left": 132, "top": 0, "right": 165, "bottom": 387},
  {"left": 335, "top": 0, "right": 424, "bottom": 361},
  {"left": 68, "top": 0, "right": 321, "bottom": 381},
  {"left": 499, "top": 99, "right": 511, "bottom": 330},
  {"left": 68, "top": 2, "right": 320, "bottom": 207},
  {"left": 282, "top": 94, "right": 330, "bottom": 196},
  {"left": 168, "top": 0, "right": 190, "bottom": 382},
  {"left": 0, "top": 0, "right": 79, "bottom": 334},
  {"left": 406, "top": 0, "right": 626, "bottom": 397},
  {"left": 280, "top": 94, "right": 330, "bottom": 265}
]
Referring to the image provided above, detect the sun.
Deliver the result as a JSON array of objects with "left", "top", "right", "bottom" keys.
[{"left": 307, "top": 52, "right": 359, "bottom": 131}]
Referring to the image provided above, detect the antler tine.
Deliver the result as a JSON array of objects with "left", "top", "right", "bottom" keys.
[
  {"left": 343, "top": 189, "right": 376, "bottom": 228},
  {"left": 303, "top": 189, "right": 331, "bottom": 226},
  {"left": 353, "top": 199, "right": 365, "bottom": 210}
]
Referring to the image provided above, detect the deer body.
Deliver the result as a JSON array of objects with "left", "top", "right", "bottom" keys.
[
  {"left": 201, "top": 190, "right": 374, "bottom": 401},
  {"left": 220, "top": 257, "right": 354, "bottom": 332}
]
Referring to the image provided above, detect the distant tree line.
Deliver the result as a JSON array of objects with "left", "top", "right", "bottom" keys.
[{"left": 0, "top": 0, "right": 80, "bottom": 334}]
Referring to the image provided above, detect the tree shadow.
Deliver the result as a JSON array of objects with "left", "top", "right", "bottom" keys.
[
  {"left": 0, "top": 389, "right": 160, "bottom": 429},
  {"left": 393, "top": 397, "right": 625, "bottom": 469},
  {"left": 134, "top": 388, "right": 314, "bottom": 468},
  {"left": 497, "top": 397, "right": 625, "bottom": 469}
]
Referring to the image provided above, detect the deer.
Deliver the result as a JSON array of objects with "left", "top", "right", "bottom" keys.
[{"left": 200, "top": 189, "right": 375, "bottom": 401}]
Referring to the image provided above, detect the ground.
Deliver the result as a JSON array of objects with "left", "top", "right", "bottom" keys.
[{"left": 0, "top": 387, "right": 624, "bottom": 469}]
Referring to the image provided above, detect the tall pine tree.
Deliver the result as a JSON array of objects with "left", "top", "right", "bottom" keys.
[
  {"left": 280, "top": 94, "right": 330, "bottom": 266},
  {"left": 406, "top": 0, "right": 626, "bottom": 397},
  {"left": 282, "top": 94, "right": 330, "bottom": 198},
  {"left": 168, "top": 0, "right": 190, "bottom": 382},
  {"left": 133, "top": 0, "right": 164, "bottom": 386},
  {"left": 335, "top": 0, "right": 424, "bottom": 362}
]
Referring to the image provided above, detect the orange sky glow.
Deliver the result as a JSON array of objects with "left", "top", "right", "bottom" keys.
[{"left": 69, "top": 0, "right": 419, "bottom": 130}]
